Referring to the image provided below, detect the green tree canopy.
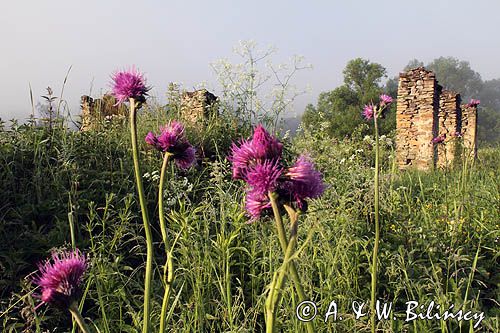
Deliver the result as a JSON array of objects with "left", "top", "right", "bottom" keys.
[
  {"left": 426, "top": 57, "right": 483, "bottom": 100},
  {"left": 302, "top": 58, "right": 395, "bottom": 139},
  {"left": 395, "top": 57, "right": 499, "bottom": 144}
]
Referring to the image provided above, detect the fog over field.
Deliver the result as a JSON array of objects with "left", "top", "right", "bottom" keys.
[{"left": 1, "top": 0, "right": 500, "bottom": 121}]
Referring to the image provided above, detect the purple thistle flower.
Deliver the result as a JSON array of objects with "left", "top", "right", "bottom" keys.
[
  {"left": 363, "top": 104, "right": 375, "bottom": 120},
  {"left": 145, "top": 131, "right": 161, "bottom": 150},
  {"left": 251, "top": 124, "right": 283, "bottom": 160},
  {"left": 229, "top": 124, "right": 283, "bottom": 180},
  {"left": 245, "top": 160, "right": 282, "bottom": 195},
  {"left": 466, "top": 99, "right": 480, "bottom": 107},
  {"left": 432, "top": 134, "right": 446, "bottom": 144},
  {"left": 111, "top": 67, "right": 150, "bottom": 104},
  {"left": 157, "top": 121, "right": 185, "bottom": 150},
  {"left": 173, "top": 144, "right": 196, "bottom": 169},
  {"left": 284, "top": 155, "right": 325, "bottom": 207},
  {"left": 230, "top": 139, "right": 258, "bottom": 179},
  {"left": 379, "top": 94, "right": 393, "bottom": 106},
  {"left": 245, "top": 189, "right": 272, "bottom": 220},
  {"left": 33, "top": 249, "right": 87, "bottom": 309},
  {"left": 145, "top": 121, "right": 196, "bottom": 169}
]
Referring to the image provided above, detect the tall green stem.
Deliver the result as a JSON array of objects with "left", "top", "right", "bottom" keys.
[
  {"left": 68, "top": 302, "right": 91, "bottom": 333},
  {"left": 269, "top": 192, "right": 314, "bottom": 333},
  {"left": 265, "top": 206, "right": 299, "bottom": 333},
  {"left": 129, "top": 98, "right": 153, "bottom": 333},
  {"left": 159, "top": 152, "right": 174, "bottom": 333},
  {"left": 370, "top": 112, "right": 380, "bottom": 333}
]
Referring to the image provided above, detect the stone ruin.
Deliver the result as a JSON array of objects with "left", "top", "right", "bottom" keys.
[
  {"left": 396, "top": 67, "right": 479, "bottom": 170},
  {"left": 79, "top": 89, "right": 218, "bottom": 131},
  {"left": 80, "top": 94, "right": 127, "bottom": 131},
  {"left": 180, "top": 89, "right": 218, "bottom": 124}
]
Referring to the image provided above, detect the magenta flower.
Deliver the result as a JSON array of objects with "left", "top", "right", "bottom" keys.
[
  {"left": 246, "top": 160, "right": 282, "bottom": 195},
  {"left": 363, "top": 104, "right": 375, "bottom": 120},
  {"left": 466, "top": 99, "right": 480, "bottom": 107},
  {"left": 145, "top": 121, "right": 196, "bottom": 169},
  {"left": 111, "top": 67, "right": 150, "bottom": 104},
  {"left": 283, "top": 155, "right": 325, "bottom": 208},
  {"left": 432, "top": 135, "right": 446, "bottom": 144},
  {"left": 230, "top": 126, "right": 325, "bottom": 219},
  {"left": 245, "top": 189, "right": 272, "bottom": 220},
  {"left": 33, "top": 249, "right": 87, "bottom": 309},
  {"left": 252, "top": 124, "right": 283, "bottom": 160},
  {"left": 229, "top": 124, "right": 283, "bottom": 180},
  {"left": 379, "top": 94, "right": 393, "bottom": 105}
]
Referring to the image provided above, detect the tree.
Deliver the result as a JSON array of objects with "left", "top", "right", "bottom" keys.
[
  {"left": 343, "top": 58, "right": 387, "bottom": 101},
  {"left": 404, "top": 59, "right": 424, "bottom": 71},
  {"left": 480, "top": 79, "right": 500, "bottom": 110},
  {"left": 302, "top": 58, "right": 394, "bottom": 139},
  {"left": 426, "top": 57, "right": 483, "bottom": 100},
  {"left": 396, "top": 57, "right": 499, "bottom": 144}
]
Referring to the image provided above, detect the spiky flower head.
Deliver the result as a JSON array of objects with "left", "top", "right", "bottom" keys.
[
  {"left": 230, "top": 126, "right": 325, "bottom": 220},
  {"left": 145, "top": 121, "right": 196, "bottom": 169},
  {"left": 229, "top": 124, "right": 283, "bottom": 180},
  {"left": 432, "top": 134, "right": 446, "bottom": 144},
  {"left": 252, "top": 124, "right": 283, "bottom": 159},
  {"left": 283, "top": 155, "right": 325, "bottom": 208},
  {"left": 245, "top": 189, "right": 272, "bottom": 221},
  {"left": 111, "top": 67, "right": 150, "bottom": 104},
  {"left": 245, "top": 160, "right": 282, "bottom": 195},
  {"left": 33, "top": 249, "right": 87, "bottom": 309},
  {"left": 362, "top": 104, "right": 375, "bottom": 120},
  {"left": 379, "top": 94, "right": 393, "bottom": 106},
  {"left": 466, "top": 99, "right": 480, "bottom": 107}
]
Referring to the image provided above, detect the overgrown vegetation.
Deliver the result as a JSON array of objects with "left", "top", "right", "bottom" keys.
[
  {"left": 304, "top": 56, "right": 500, "bottom": 145},
  {"left": 0, "top": 47, "right": 498, "bottom": 332}
]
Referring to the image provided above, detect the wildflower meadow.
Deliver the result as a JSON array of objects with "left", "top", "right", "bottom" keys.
[{"left": 0, "top": 60, "right": 499, "bottom": 333}]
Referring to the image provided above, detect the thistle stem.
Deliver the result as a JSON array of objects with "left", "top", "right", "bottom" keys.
[
  {"left": 129, "top": 98, "right": 153, "bottom": 333},
  {"left": 265, "top": 207, "right": 300, "bottom": 333},
  {"left": 370, "top": 111, "right": 380, "bottom": 333},
  {"left": 159, "top": 152, "right": 174, "bottom": 333},
  {"left": 68, "top": 302, "right": 91, "bottom": 333},
  {"left": 268, "top": 192, "right": 314, "bottom": 333}
]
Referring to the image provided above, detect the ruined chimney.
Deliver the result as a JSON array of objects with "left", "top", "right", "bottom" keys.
[
  {"left": 437, "top": 90, "right": 461, "bottom": 167},
  {"left": 396, "top": 67, "right": 440, "bottom": 170},
  {"left": 180, "top": 89, "right": 218, "bottom": 124}
]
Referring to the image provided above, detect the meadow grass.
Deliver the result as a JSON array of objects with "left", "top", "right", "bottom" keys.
[{"left": 0, "top": 110, "right": 498, "bottom": 332}]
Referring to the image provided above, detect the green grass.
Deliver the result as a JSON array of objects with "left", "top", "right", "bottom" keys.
[{"left": 0, "top": 112, "right": 498, "bottom": 332}]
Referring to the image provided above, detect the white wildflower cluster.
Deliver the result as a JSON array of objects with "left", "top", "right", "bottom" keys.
[
  {"left": 211, "top": 41, "right": 310, "bottom": 126},
  {"left": 143, "top": 170, "right": 160, "bottom": 182},
  {"left": 164, "top": 176, "right": 194, "bottom": 206},
  {"left": 363, "top": 134, "right": 394, "bottom": 149},
  {"left": 379, "top": 135, "right": 394, "bottom": 148}
]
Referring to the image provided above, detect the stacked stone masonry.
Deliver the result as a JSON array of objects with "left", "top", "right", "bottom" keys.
[
  {"left": 437, "top": 90, "right": 461, "bottom": 167},
  {"left": 396, "top": 67, "right": 440, "bottom": 170},
  {"left": 461, "top": 104, "right": 478, "bottom": 159},
  {"left": 180, "top": 89, "right": 218, "bottom": 124},
  {"left": 80, "top": 94, "right": 127, "bottom": 131},
  {"left": 396, "top": 67, "right": 478, "bottom": 170}
]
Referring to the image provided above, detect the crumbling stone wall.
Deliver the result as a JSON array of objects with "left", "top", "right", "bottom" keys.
[
  {"left": 437, "top": 90, "right": 461, "bottom": 167},
  {"left": 80, "top": 94, "right": 127, "bottom": 131},
  {"left": 180, "top": 89, "right": 218, "bottom": 124},
  {"left": 461, "top": 103, "right": 478, "bottom": 159},
  {"left": 396, "top": 67, "right": 478, "bottom": 170},
  {"left": 396, "top": 67, "right": 440, "bottom": 170}
]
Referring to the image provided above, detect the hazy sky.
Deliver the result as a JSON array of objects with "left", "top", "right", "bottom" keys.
[{"left": 2, "top": 0, "right": 500, "bottom": 120}]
